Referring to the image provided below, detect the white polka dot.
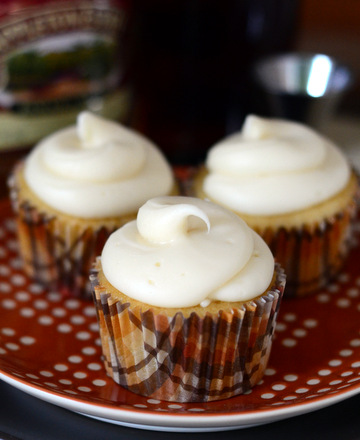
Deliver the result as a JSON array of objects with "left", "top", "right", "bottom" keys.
[
  {"left": 20, "top": 336, "right": 35, "bottom": 345},
  {"left": 317, "top": 293, "right": 330, "bottom": 303},
  {"left": 26, "top": 374, "right": 39, "bottom": 379},
  {"left": 337, "top": 298, "right": 351, "bottom": 308},
  {"left": 57, "top": 324, "right": 72, "bottom": 333},
  {"left": 329, "top": 380, "right": 342, "bottom": 385},
  {"left": 78, "top": 386, "right": 91, "bottom": 392},
  {"left": 28, "top": 284, "right": 44, "bottom": 294},
  {"left": 276, "top": 322, "right": 287, "bottom": 332},
  {"left": 20, "top": 308, "right": 35, "bottom": 318},
  {"left": 293, "top": 329, "right": 307, "bottom": 338},
  {"left": 133, "top": 404, "right": 147, "bottom": 408},
  {"left": 93, "top": 380, "right": 107, "bottom": 387},
  {"left": 351, "top": 361, "right": 360, "bottom": 368},
  {"left": 15, "top": 291, "right": 30, "bottom": 301},
  {"left": 70, "top": 315, "right": 85, "bottom": 325},
  {"left": 38, "top": 315, "right": 53, "bottom": 325},
  {"left": 0, "top": 347, "right": 6, "bottom": 354},
  {"left": 5, "top": 342, "right": 19, "bottom": 351},
  {"left": 318, "top": 369, "right": 331, "bottom": 376},
  {"left": 68, "top": 355, "right": 83, "bottom": 364},
  {"left": 329, "top": 359, "right": 342, "bottom": 367},
  {"left": 187, "top": 408, "right": 205, "bottom": 412},
  {"left": 340, "top": 349, "right": 353, "bottom": 357},
  {"left": 40, "top": 371, "right": 54, "bottom": 377},
  {"left": 54, "top": 364, "right": 68, "bottom": 372},
  {"left": 44, "top": 382, "right": 57, "bottom": 388},
  {"left": 59, "top": 379, "right": 72, "bottom": 385},
  {"left": 87, "top": 363, "right": 102, "bottom": 371},
  {"left": 82, "top": 346, "right": 96, "bottom": 356},
  {"left": 264, "top": 368, "right": 276, "bottom": 376},
  {"left": 2, "top": 299, "right": 16, "bottom": 309},
  {"left": 0, "top": 265, "right": 10, "bottom": 276},
  {"left": 1, "top": 327, "right": 15, "bottom": 336},
  {"left": 272, "top": 384, "right": 286, "bottom": 391},
  {"left": 76, "top": 331, "right": 91, "bottom": 340},
  {"left": 338, "top": 273, "right": 349, "bottom": 283},
  {"left": 52, "top": 308, "right": 67, "bottom": 318},
  {"left": 347, "top": 288, "right": 359, "bottom": 298},
  {"left": 282, "top": 338, "right": 297, "bottom": 347},
  {"left": 350, "top": 339, "right": 360, "bottom": 347},
  {"left": 284, "top": 374, "right": 298, "bottom": 382},
  {"left": 296, "top": 388, "right": 309, "bottom": 394},
  {"left": 303, "top": 319, "right": 318, "bottom": 328},
  {"left": 327, "top": 284, "right": 339, "bottom": 293},
  {"left": 33, "top": 299, "right": 48, "bottom": 310},
  {"left": 283, "top": 313, "right": 297, "bottom": 322},
  {"left": 147, "top": 399, "right": 161, "bottom": 404},
  {"left": 64, "top": 390, "right": 77, "bottom": 395},
  {"left": 347, "top": 377, "right": 360, "bottom": 383},
  {"left": 74, "top": 372, "right": 87, "bottom": 379},
  {"left": 318, "top": 388, "right": 331, "bottom": 393},
  {"left": 341, "top": 371, "right": 353, "bottom": 377},
  {"left": 65, "top": 299, "right": 80, "bottom": 310},
  {"left": 47, "top": 292, "right": 62, "bottom": 302},
  {"left": 307, "top": 379, "right": 320, "bottom": 385},
  {"left": 261, "top": 393, "right": 275, "bottom": 399},
  {"left": 11, "top": 274, "right": 25, "bottom": 286},
  {"left": 89, "top": 322, "right": 99, "bottom": 332},
  {"left": 168, "top": 404, "right": 182, "bottom": 409},
  {"left": 83, "top": 306, "right": 96, "bottom": 317},
  {"left": 283, "top": 395, "right": 297, "bottom": 400}
]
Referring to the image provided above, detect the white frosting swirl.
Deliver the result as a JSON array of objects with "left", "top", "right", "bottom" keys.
[
  {"left": 101, "top": 196, "right": 274, "bottom": 308},
  {"left": 24, "top": 112, "right": 174, "bottom": 218},
  {"left": 204, "top": 115, "right": 351, "bottom": 215}
]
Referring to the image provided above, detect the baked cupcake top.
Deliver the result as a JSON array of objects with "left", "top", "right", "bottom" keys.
[
  {"left": 24, "top": 112, "right": 174, "bottom": 218},
  {"left": 101, "top": 196, "right": 274, "bottom": 308},
  {"left": 203, "top": 115, "right": 351, "bottom": 215}
]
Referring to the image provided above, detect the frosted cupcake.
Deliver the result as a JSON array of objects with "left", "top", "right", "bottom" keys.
[
  {"left": 90, "top": 196, "right": 285, "bottom": 402},
  {"left": 8, "top": 112, "right": 176, "bottom": 298},
  {"left": 194, "top": 115, "right": 359, "bottom": 297}
]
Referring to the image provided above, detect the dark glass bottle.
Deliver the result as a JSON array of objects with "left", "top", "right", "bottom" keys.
[{"left": 129, "top": 0, "right": 299, "bottom": 165}]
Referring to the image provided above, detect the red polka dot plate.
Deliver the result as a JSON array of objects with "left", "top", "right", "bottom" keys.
[{"left": 0, "top": 199, "right": 360, "bottom": 432}]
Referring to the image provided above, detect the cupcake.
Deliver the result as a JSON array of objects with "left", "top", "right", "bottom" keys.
[
  {"left": 90, "top": 196, "right": 285, "bottom": 402},
  {"left": 194, "top": 115, "right": 359, "bottom": 297},
  {"left": 8, "top": 112, "right": 176, "bottom": 298}
]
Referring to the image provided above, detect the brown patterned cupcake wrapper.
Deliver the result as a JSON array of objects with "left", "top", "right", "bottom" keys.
[
  {"left": 259, "top": 199, "right": 358, "bottom": 297},
  {"left": 90, "top": 261, "right": 286, "bottom": 402},
  {"left": 8, "top": 170, "right": 128, "bottom": 299}
]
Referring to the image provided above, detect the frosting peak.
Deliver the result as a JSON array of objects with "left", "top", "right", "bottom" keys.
[
  {"left": 101, "top": 196, "right": 274, "bottom": 308},
  {"left": 204, "top": 115, "right": 350, "bottom": 215},
  {"left": 137, "top": 197, "right": 210, "bottom": 244},
  {"left": 24, "top": 112, "right": 174, "bottom": 218}
]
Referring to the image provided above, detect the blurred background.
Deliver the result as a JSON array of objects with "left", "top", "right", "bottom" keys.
[{"left": 0, "top": 0, "right": 359, "bottom": 197}]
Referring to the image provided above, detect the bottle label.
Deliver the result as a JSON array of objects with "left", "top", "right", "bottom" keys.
[{"left": 0, "top": 1, "right": 130, "bottom": 151}]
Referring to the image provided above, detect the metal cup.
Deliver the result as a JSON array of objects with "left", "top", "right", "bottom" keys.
[{"left": 253, "top": 52, "right": 353, "bottom": 130}]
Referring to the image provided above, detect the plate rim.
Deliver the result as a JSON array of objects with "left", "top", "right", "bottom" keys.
[{"left": 1, "top": 367, "right": 360, "bottom": 430}]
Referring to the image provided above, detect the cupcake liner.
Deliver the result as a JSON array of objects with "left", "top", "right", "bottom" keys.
[
  {"left": 90, "top": 261, "right": 286, "bottom": 403},
  {"left": 259, "top": 197, "right": 358, "bottom": 297},
  {"left": 8, "top": 167, "right": 131, "bottom": 299},
  {"left": 193, "top": 167, "right": 359, "bottom": 298}
]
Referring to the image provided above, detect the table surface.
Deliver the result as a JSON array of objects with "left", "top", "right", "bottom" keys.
[{"left": 0, "top": 380, "right": 359, "bottom": 440}]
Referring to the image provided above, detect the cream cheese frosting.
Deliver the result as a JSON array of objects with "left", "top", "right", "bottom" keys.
[
  {"left": 204, "top": 115, "right": 351, "bottom": 215},
  {"left": 101, "top": 196, "right": 274, "bottom": 308},
  {"left": 24, "top": 112, "right": 174, "bottom": 218}
]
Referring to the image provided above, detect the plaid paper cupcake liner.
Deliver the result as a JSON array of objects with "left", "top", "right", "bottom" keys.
[
  {"left": 258, "top": 197, "right": 358, "bottom": 297},
  {"left": 90, "top": 261, "right": 286, "bottom": 403},
  {"left": 8, "top": 166, "right": 132, "bottom": 299}
]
